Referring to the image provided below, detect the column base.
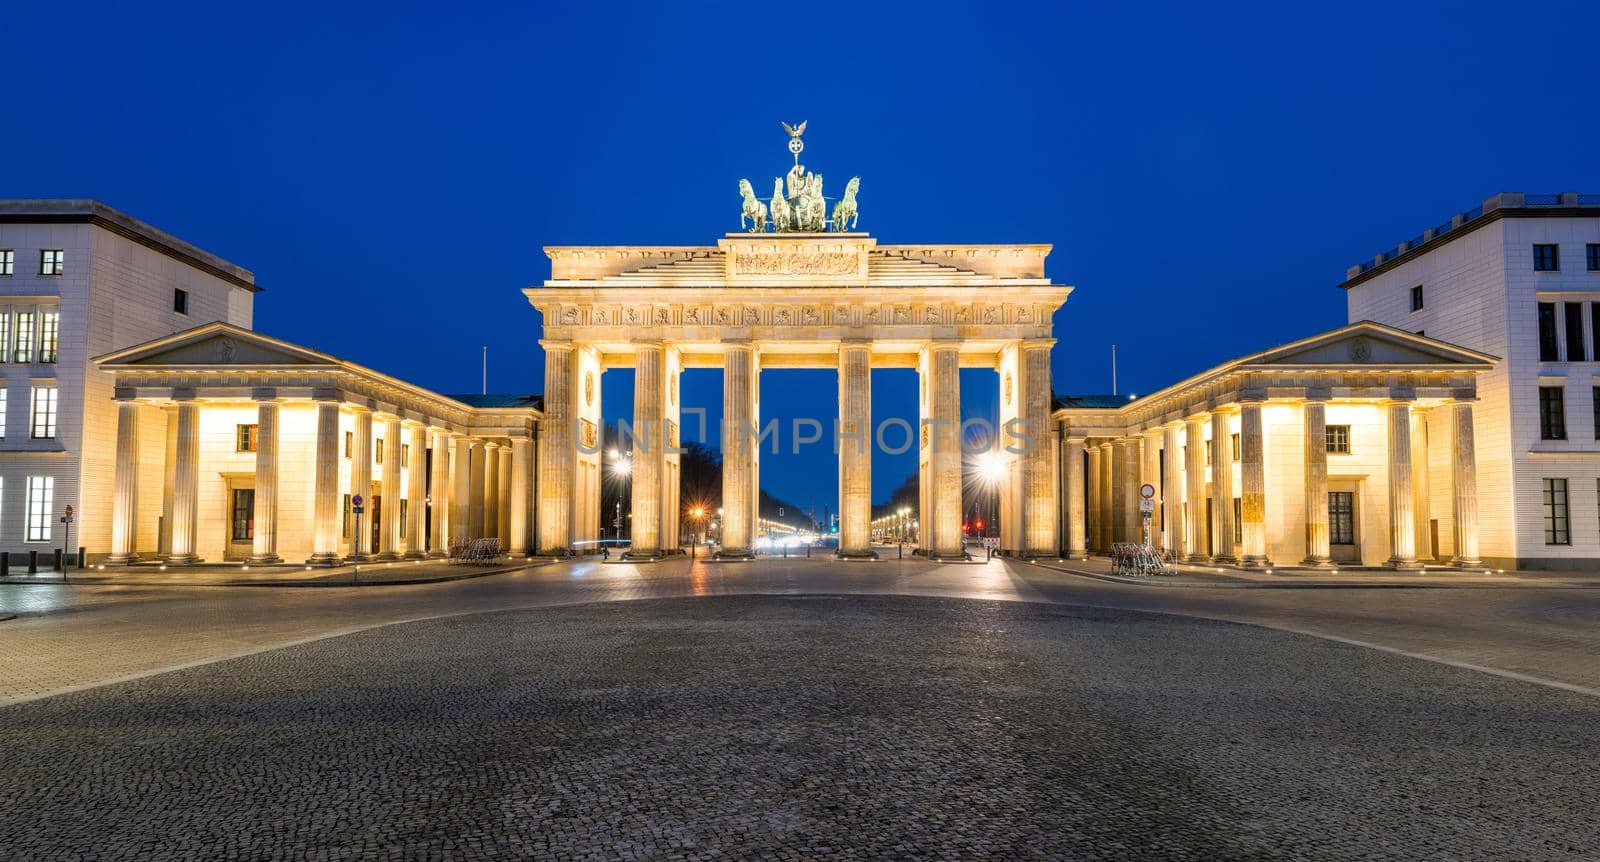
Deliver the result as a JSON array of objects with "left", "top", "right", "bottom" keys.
[
  {"left": 835, "top": 549, "right": 879, "bottom": 560},
  {"left": 1067, "top": 547, "right": 1088, "bottom": 559},
  {"left": 1238, "top": 556, "right": 1272, "bottom": 569},
  {"left": 371, "top": 551, "right": 402, "bottom": 562},
  {"left": 1211, "top": 555, "right": 1238, "bottom": 565},
  {"left": 1387, "top": 557, "right": 1421, "bottom": 571},
  {"left": 105, "top": 553, "right": 139, "bottom": 566},
  {"left": 248, "top": 553, "right": 282, "bottom": 564},
  {"left": 306, "top": 554, "right": 342, "bottom": 566},
  {"left": 164, "top": 554, "right": 200, "bottom": 565},
  {"left": 1301, "top": 556, "right": 1335, "bottom": 567},
  {"left": 427, "top": 550, "right": 448, "bottom": 559},
  {"left": 713, "top": 549, "right": 754, "bottom": 561},
  {"left": 1450, "top": 557, "right": 1484, "bottom": 568},
  {"left": 1184, "top": 553, "right": 1210, "bottom": 563},
  {"left": 927, "top": 552, "right": 974, "bottom": 562},
  {"left": 345, "top": 553, "right": 374, "bottom": 564},
  {"left": 621, "top": 550, "right": 663, "bottom": 562},
  {"left": 403, "top": 550, "right": 428, "bottom": 560},
  {"left": 535, "top": 547, "right": 572, "bottom": 558}
]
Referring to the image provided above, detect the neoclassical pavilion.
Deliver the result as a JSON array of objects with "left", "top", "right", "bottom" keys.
[
  {"left": 94, "top": 324, "right": 539, "bottom": 564},
  {"left": 528, "top": 233, "right": 1072, "bottom": 559},
  {"left": 1056, "top": 323, "right": 1494, "bottom": 568}
]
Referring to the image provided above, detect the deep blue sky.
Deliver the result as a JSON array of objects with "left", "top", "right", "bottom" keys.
[{"left": 9, "top": 0, "right": 1599, "bottom": 510}]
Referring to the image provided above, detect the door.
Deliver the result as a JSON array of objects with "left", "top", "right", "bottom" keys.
[
  {"left": 1329, "top": 490, "right": 1358, "bottom": 563},
  {"left": 370, "top": 494, "right": 382, "bottom": 553},
  {"left": 227, "top": 484, "right": 254, "bottom": 560}
]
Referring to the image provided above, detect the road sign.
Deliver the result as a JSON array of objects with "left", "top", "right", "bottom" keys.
[
  {"left": 982, "top": 537, "right": 1000, "bottom": 549},
  {"left": 64, "top": 505, "right": 75, "bottom": 519},
  {"left": 1138, "top": 499, "right": 1156, "bottom": 514},
  {"left": 352, "top": 495, "right": 364, "bottom": 508},
  {"left": 1139, "top": 483, "right": 1156, "bottom": 500}
]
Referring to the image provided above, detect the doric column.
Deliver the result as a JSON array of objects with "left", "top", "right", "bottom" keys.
[
  {"left": 837, "top": 341, "right": 873, "bottom": 558},
  {"left": 159, "top": 407, "right": 177, "bottom": 557},
  {"left": 1386, "top": 398, "right": 1418, "bottom": 568},
  {"left": 378, "top": 414, "right": 402, "bottom": 559},
  {"left": 348, "top": 407, "right": 373, "bottom": 561},
  {"left": 405, "top": 422, "right": 427, "bottom": 558},
  {"left": 1237, "top": 398, "right": 1268, "bottom": 567},
  {"left": 631, "top": 342, "right": 666, "bottom": 558},
  {"left": 1210, "top": 408, "right": 1236, "bottom": 564},
  {"left": 1161, "top": 422, "right": 1183, "bottom": 555},
  {"left": 536, "top": 341, "right": 576, "bottom": 555},
  {"left": 1064, "top": 435, "right": 1087, "bottom": 557},
  {"left": 1140, "top": 428, "right": 1161, "bottom": 549},
  {"left": 1449, "top": 399, "right": 1482, "bottom": 567},
  {"left": 923, "top": 341, "right": 963, "bottom": 559},
  {"left": 1302, "top": 395, "right": 1332, "bottom": 566},
  {"left": 309, "top": 397, "right": 342, "bottom": 564},
  {"left": 719, "top": 342, "right": 758, "bottom": 558},
  {"left": 108, "top": 398, "right": 141, "bottom": 564},
  {"left": 497, "top": 448, "right": 511, "bottom": 546},
  {"left": 428, "top": 428, "right": 450, "bottom": 556},
  {"left": 1184, "top": 415, "right": 1207, "bottom": 561},
  {"left": 509, "top": 436, "right": 532, "bottom": 556},
  {"left": 1097, "top": 441, "right": 1114, "bottom": 549},
  {"left": 1411, "top": 410, "right": 1433, "bottom": 562},
  {"left": 450, "top": 434, "right": 471, "bottom": 547},
  {"left": 483, "top": 442, "right": 501, "bottom": 550},
  {"left": 1085, "top": 442, "right": 1103, "bottom": 553},
  {"left": 1115, "top": 437, "right": 1140, "bottom": 545},
  {"left": 168, "top": 397, "right": 201, "bottom": 564},
  {"left": 1019, "top": 341, "right": 1056, "bottom": 557},
  {"left": 468, "top": 438, "right": 486, "bottom": 540},
  {"left": 250, "top": 396, "right": 282, "bottom": 563}
]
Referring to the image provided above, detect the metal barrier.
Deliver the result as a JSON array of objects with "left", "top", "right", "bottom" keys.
[
  {"left": 448, "top": 538, "right": 502, "bottom": 564},
  {"left": 1110, "top": 543, "right": 1167, "bottom": 576}
]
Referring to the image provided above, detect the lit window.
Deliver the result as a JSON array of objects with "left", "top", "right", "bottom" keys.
[
  {"left": 39, "top": 249, "right": 63, "bottom": 276},
  {"left": 1534, "top": 244, "right": 1560, "bottom": 272},
  {"left": 0, "top": 389, "right": 7, "bottom": 439},
  {"left": 342, "top": 494, "right": 352, "bottom": 537},
  {"left": 1230, "top": 432, "right": 1240, "bottom": 462},
  {"left": 25, "top": 476, "right": 53, "bottom": 542},
  {"left": 1326, "top": 425, "right": 1351, "bottom": 454},
  {"left": 401, "top": 443, "right": 410, "bottom": 465},
  {"left": 344, "top": 430, "right": 353, "bottom": 458},
  {"left": 1232, "top": 497, "right": 1242, "bottom": 544},
  {"left": 173, "top": 288, "right": 189, "bottom": 315},
  {"left": 38, "top": 309, "right": 58, "bottom": 364},
  {"left": 0, "top": 309, "right": 9, "bottom": 363},
  {"left": 237, "top": 424, "right": 259, "bottom": 452},
  {"left": 232, "top": 488, "right": 255, "bottom": 541},
  {"left": 30, "top": 386, "right": 57, "bottom": 439},
  {"left": 1543, "top": 478, "right": 1570, "bottom": 545},
  {"left": 1539, "top": 386, "right": 1567, "bottom": 440},
  {"left": 14, "top": 309, "right": 34, "bottom": 363},
  {"left": 375, "top": 438, "right": 384, "bottom": 465},
  {"left": 0, "top": 249, "right": 12, "bottom": 276},
  {"left": 1409, "top": 285, "right": 1424, "bottom": 312}
]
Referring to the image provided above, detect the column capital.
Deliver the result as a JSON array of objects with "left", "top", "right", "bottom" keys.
[
  {"left": 170, "top": 388, "right": 199, "bottom": 403},
  {"left": 1020, "top": 338, "right": 1057, "bottom": 351},
  {"left": 538, "top": 339, "right": 575, "bottom": 352},
  {"left": 1386, "top": 389, "right": 1418, "bottom": 403},
  {"left": 311, "top": 388, "right": 342, "bottom": 404},
  {"left": 484, "top": 440, "right": 501, "bottom": 451},
  {"left": 1161, "top": 418, "right": 1185, "bottom": 430},
  {"left": 1303, "top": 387, "right": 1332, "bottom": 403},
  {"left": 348, "top": 403, "right": 372, "bottom": 415},
  {"left": 250, "top": 388, "right": 281, "bottom": 403},
  {"left": 113, "top": 387, "right": 139, "bottom": 402},
  {"left": 1237, "top": 390, "right": 1267, "bottom": 406},
  {"left": 1447, "top": 390, "right": 1478, "bottom": 404}
]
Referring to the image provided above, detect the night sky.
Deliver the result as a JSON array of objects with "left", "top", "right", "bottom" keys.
[{"left": 8, "top": 0, "right": 1599, "bottom": 511}]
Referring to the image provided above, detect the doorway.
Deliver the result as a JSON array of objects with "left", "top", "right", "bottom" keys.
[
  {"left": 1329, "top": 487, "right": 1359, "bottom": 563},
  {"left": 225, "top": 477, "right": 254, "bottom": 560}
]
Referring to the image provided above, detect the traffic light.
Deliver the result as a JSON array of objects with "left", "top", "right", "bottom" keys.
[{"left": 975, "top": 519, "right": 984, "bottom": 530}]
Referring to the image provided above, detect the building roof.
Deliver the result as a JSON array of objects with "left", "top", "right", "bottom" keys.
[
  {"left": 449, "top": 394, "right": 545, "bottom": 410},
  {"left": 1340, "top": 192, "right": 1600, "bottom": 290},
  {"left": 1052, "top": 394, "right": 1135, "bottom": 410},
  {"left": 0, "top": 199, "right": 257, "bottom": 291}
]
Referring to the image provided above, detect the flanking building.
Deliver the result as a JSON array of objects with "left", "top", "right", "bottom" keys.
[{"left": 1342, "top": 193, "right": 1600, "bottom": 569}]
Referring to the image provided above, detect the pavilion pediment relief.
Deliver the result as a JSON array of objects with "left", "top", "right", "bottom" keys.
[
  {"left": 1252, "top": 325, "right": 1493, "bottom": 368},
  {"left": 106, "top": 328, "right": 335, "bottom": 368}
]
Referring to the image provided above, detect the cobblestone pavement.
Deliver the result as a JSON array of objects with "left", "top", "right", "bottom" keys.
[
  {"left": 2, "top": 595, "right": 1595, "bottom": 860},
  {"left": 5, "top": 555, "right": 1600, "bottom": 705}
]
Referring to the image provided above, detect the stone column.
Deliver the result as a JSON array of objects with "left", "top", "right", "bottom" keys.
[
  {"left": 1019, "top": 341, "right": 1056, "bottom": 557},
  {"left": 1184, "top": 415, "right": 1207, "bottom": 561},
  {"left": 1302, "top": 396, "right": 1332, "bottom": 566},
  {"left": 719, "top": 343, "right": 758, "bottom": 558},
  {"left": 1085, "top": 442, "right": 1103, "bottom": 553},
  {"left": 468, "top": 438, "right": 487, "bottom": 540},
  {"left": 348, "top": 407, "right": 373, "bottom": 561},
  {"left": 428, "top": 428, "right": 450, "bottom": 556},
  {"left": 1411, "top": 410, "right": 1433, "bottom": 562},
  {"left": 451, "top": 434, "right": 471, "bottom": 547},
  {"left": 924, "top": 342, "right": 963, "bottom": 559},
  {"left": 108, "top": 398, "right": 141, "bottom": 564},
  {"left": 376, "top": 414, "right": 402, "bottom": 560},
  {"left": 159, "top": 407, "right": 177, "bottom": 557},
  {"left": 509, "top": 436, "right": 532, "bottom": 556},
  {"left": 497, "top": 449, "right": 512, "bottom": 547},
  {"left": 1211, "top": 409, "right": 1236, "bottom": 564},
  {"left": 483, "top": 442, "right": 501, "bottom": 551},
  {"left": 536, "top": 341, "right": 575, "bottom": 555},
  {"left": 168, "top": 398, "right": 201, "bottom": 564},
  {"left": 1449, "top": 399, "right": 1482, "bottom": 567},
  {"left": 631, "top": 343, "right": 666, "bottom": 558},
  {"left": 1115, "top": 437, "right": 1140, "bottom": 545},
  {"left": 1064, "top": 436, "right": 1087, "bottom": 557},
  {"left": 1140, "top": 428, "right": 1162, "bottom": 549},
  {"left": 309, "top": 398, "right": 342, "bottom": 564},
  {"left": 405, "top": 423, "right": 427, "bottom": 558},
  {"left": 1237, "top": 398, "right": 1268, "bottom": 567},
  {"left": 837, "top": 341, "right": 873, "bottom": 558},
  {"left": 250, "top": 397, "right": 282, "bottom": 563},
  {"left": 1161, "top": 422, "right": 1183, "bottom": 555},
  {"left": 1097, "top": 441, "right": 1114, "bottom": 549},
  {"left": 1386, "top": 398, "right": 1418, "bottom": 568}
]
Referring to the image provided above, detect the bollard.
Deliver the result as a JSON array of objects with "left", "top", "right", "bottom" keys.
[
  {"left": 29, "top": 550, "right": 39, "bottom": 574},
  {"left": 78, "top": 546, "right": 86, "bottom": 569},
  {"left": 53, "top": 549, "right": 63, "bottom": 572}
]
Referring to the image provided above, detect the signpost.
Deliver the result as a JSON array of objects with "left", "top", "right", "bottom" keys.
[
  {"left": 60, "top": 505, "right": 74, "bottom": 582},
  {"left": 1138, "top": 484, "right": 1156, "bottom": 549},
  {"left": 351, "top": 495, "right": 364, "bottom": 583}
]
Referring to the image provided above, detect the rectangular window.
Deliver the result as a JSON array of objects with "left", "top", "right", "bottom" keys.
[
  {"left": 25, "top": 476, "right": 53, "bottom": 542},
  {"left": 1410, "top": 284, "right": 1424, "bottom": 312},
  {"left": 0, "top": 389, "right": 7, "bottom": 438},
  {"left": 1326, "top": 424, "right": 1351, "bottom": 454},
  {"left": 375, "top": 438, "right": 384, "bottom": 464},
  {"left": 1538, "top": 302, "right": 1560, "bottom": 362},
  {"left": 236, "top": 423, "right": 259, "bottom": 452},
  {"left": 14, "top": 309, "right": 34, "bottom": 363},
  {"left": 1534, "top": 243, "right": 1560, "bottom": 272},
  {"left": 1594, "top": 388, "right": 1600, "bottom": 441},
  {"left": 1329, "top": 492, "right": 1355, "bottom": 545},
  {"left": 1543, "top": 478, "right": 1571, "bottom": 545},
  {"left": 0, "top": 308, "right": 9, "bottom": 363},
  {"left": 0, "top": 249, "right": 12, "bottom": 276},
  {"left": 30, "top": 386, "right": 57, "bottom": 439},
  {"left": 231, "top": 488, "right": 255, "bottom": 541},
  {"left": 401, "top": 443, "right": 410, "bottom": 465},
  {"left": 1232, "top": 497, "right": 1242, "bottom": 544},
  {"left": 173, "top": 288, "right": 188, "bottom": 315},
  {"left": 342, "top": 494, "right": 352, "bottom": 538},
  {"left": 1588, "top": 243, "right": 1600, "bottom": 272},
  {"left": 1230, "top": 432, "right": 1240, "bottom": 461},
  {"left": 344, "top": 430, "right": 353, "bottom": 458},
  {"left": 1566, "top": 303, "right": 1587, "bottom": 362},
  {"left": 38, "top": 249, "right": 63, "bottom": 276},
  {"left": 38, "top": 308, "right": 58, "bottom": 364},
  {"left": 1539, "top": 386, "right": 1567, "bottom": 440},
  {"left": 399, "top": 498, "right": 408, "bottom": 529},
  {"left": 1592, "top": 304, "right": 1600, "bottom": 363}
]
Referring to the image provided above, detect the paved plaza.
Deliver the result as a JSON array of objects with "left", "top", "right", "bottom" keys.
[{"left": 3, "top": 557, "right": 1600, "bottom": 858}]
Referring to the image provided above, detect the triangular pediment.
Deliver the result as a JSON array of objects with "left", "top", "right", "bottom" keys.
[
  {"left": 96, "top": 323, "right": 339, "bottom": 368},
  {"left": 1247, "top": 322, "right": 1496, "bottom": 368}
]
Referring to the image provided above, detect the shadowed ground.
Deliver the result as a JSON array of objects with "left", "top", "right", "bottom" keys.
[{"left": 2, "top": 595, "right": 1596, "bottom": 860}]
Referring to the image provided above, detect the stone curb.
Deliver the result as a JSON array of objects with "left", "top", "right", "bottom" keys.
[
  {"left": 0, "top": 562, "right": 544, "bottom": 589},
  {"left": 1024, "top": 560, "right": 1588, "bottom": 590}
]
